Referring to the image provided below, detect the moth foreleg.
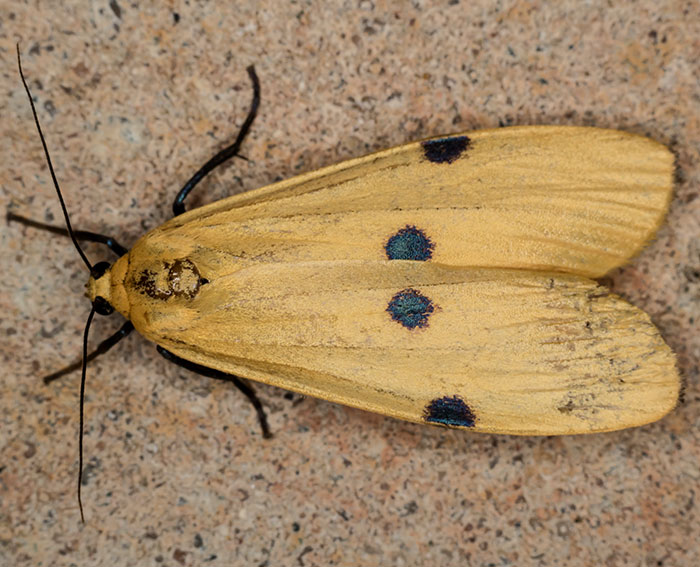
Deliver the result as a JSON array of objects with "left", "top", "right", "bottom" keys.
[
  {"left": 43, "top": 321, "right": 134, "bottom": 384},
  {"left": 7, "top": 211, "right": 127, "bottom": 257}
]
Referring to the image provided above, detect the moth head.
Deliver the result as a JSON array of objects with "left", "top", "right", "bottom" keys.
[
  {"left": 87, "top": 261, "right": 115, "bottom": 316},
  {"left": 85, "top": 256, "right": 131, "bottom": 319}
]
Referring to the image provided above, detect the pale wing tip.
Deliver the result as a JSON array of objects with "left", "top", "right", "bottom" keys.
[
  {"left": 465, "top": 126, "right": 676, "bottom": 275},
  {"left": 575, "top": 362, "right": 682, "bottom": 435},
  {"left": 629, "top": 370, "right": 683, "bottom": 430},
  {"left": 470, "top": 352, "right": 682, "bottom": 436},
  {"left": 581, "top": 128, "right": 676, "bottom": 275},
  {"left": 576, "top": 341, "right": 682, "bottom": 434}
]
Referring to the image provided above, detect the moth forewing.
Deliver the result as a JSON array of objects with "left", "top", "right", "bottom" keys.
[
  {"left": 152, "top": 126, "right": 674, "bottom": 278},
  {"left": 91, "top": 252, "right": 679, "bottom": 435}
]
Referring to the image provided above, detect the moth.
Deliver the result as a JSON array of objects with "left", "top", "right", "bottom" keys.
[
  {"left": 13, "top": 48, "right": 679, "bottom": 518},
  {"left": 86, "top": 123, "right": 680, "bottom": 434}
]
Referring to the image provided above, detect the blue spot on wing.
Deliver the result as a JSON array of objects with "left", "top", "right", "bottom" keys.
[
  {"left": 422, "top": 135, "right": 471, "bottom": 164},
  {"left": 424, "top": 396, "right": 476, "bottom": 427},
  {"left": 385, "top": 226, "right": 434, "bottom": 261},
  {"left": 387, "top": 288, "right": 435, "bottom": 329}
]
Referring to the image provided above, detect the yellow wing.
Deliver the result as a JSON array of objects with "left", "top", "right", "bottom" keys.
[
  {"left": 159, "top": 125, "right": 674, "bottom": 278},
  {"left": 90, "top": 125, "right": 679, "bottom": 434},
  {"left": 110, "top": 260, "right": 678, "bottom": 435}
]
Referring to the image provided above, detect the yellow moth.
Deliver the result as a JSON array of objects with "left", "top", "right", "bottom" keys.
[
  {"left": 87, "top": 125, "right": 679, "bottom": 436},
  {"left": 16, "top": 52, "right": 679, "bottom": 451}
]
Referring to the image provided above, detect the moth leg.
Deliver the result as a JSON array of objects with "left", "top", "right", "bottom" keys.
[
  {"left": 171, "top": 65, "right": 260, "bottom": 217},
  {"left": 43, "top": 321, "right": 134, "bottom": 384},
  {"left": 7, "top": 211, "right": 128, "bottom": 257},
  {"left": 156, "top": 346, "right": 272, "bottom": 438}
]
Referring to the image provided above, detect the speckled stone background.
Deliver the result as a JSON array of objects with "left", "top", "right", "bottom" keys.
[{"left": 1, "top": 1, "right": 698, "bottom": 566}]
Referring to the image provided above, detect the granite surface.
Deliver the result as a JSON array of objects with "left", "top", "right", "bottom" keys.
[{"left": 1, "top": 1, "right": 698, "bottom": 566}]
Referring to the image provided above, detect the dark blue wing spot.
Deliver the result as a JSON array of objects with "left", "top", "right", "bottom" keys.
[
  {"left": 385, "top": 225, "right": 434, "bottom": 261},
  {"left": 424, "top": 396, "right": 476, "bottom": 427},
  {"left": 387, "top": 288, "right": 435, "bottom": 329},
  {"left": 422, "top": 135, "right": 471, "bottom": 164}
]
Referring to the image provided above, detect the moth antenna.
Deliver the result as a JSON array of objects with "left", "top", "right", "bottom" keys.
[
  {"left": 78, "top": 305, "right": 97, "bottom": 524},
  {"left": 16, "top": 43, "right": 93, "bottom": 273},
  {"left": 18, "top": 44, "right": 105, "bottom": 523}
]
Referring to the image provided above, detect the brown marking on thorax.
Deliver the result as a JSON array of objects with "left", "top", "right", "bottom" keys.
[{"left": 134, "top": 259, "right": 206, "bottom": 301}]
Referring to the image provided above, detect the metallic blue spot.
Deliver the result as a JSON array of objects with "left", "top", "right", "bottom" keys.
[
  {"left": 424, "top": 396, "right": 476, "bottom": 427},
  {"left": 422, "top": 135, "right": 471, "bottom": 164},
  {"left": 385, "top": 225, "right": 434, "bottom": 261},
  {"left": 387, "top": 288, "right": 435, "bottom": 329}
]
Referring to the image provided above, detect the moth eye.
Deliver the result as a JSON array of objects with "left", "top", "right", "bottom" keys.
[
  {"left": 385, "top": 225, "right": 434, "bottom": 261},
  {"left": 386, "top": 288, "right": 436, "bottom": 329},
  {"left": 421, "top": 135, "right": 471, "bottom": 164},
  {"left": 424, "top": 395, "right": 476, "bottom": 427}
]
